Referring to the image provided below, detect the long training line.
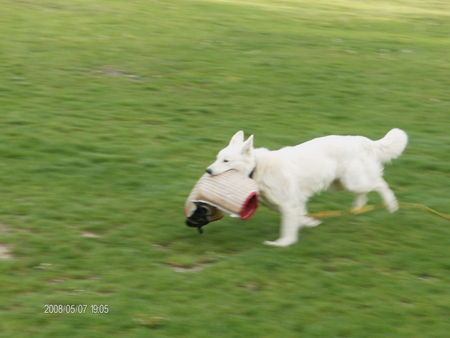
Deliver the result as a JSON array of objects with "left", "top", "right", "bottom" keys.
[{"left": 307, "top": 203, "right": 450, "bottom": 221}]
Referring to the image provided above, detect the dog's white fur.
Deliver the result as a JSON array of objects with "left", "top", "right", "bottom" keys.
[{"left": 206, "top": 129, "right": 408, "bottom": 247}]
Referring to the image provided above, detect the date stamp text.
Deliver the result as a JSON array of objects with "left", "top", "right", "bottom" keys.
[{"left": 43, "top": 304, "right": 109, "bottom": 314}]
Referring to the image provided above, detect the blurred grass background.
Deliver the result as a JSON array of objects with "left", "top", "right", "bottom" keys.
[{"left": 0, "top": 0, "right": 449, "bottom": 336}]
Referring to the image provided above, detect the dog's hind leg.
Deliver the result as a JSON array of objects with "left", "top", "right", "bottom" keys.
[
  {"left": 344, "top": 166, "right": 398, "bottom": 213},
  {"left": 375, "top": 179, "right": 399, "bottom": 212},
  {"left": 340, "top": 160, "right": 378, "bottom": 212},
  {"left": 352, "top": 193, "right": 368, "bottom": 211}
]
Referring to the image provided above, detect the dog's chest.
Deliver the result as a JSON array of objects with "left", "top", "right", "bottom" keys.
[{"left": 255, "top": 180, "right": 279, "bottom": 210}]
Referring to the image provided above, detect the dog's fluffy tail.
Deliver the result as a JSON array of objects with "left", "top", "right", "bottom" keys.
[{"left": 374, "top": 128, "right": 408, "bottom": 163}]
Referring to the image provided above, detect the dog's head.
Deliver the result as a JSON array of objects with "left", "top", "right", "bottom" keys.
[{"left": 206, "top": 131, "right": 255, "bottom": 177}]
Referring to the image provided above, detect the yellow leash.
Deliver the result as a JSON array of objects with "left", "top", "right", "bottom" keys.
[{"left": 308, "top": 203, "right": 450, "bottom": 220}]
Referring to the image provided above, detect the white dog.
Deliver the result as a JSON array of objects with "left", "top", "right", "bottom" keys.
[{"left": 206, "top": 129, "right": 408, "bottom": 247}]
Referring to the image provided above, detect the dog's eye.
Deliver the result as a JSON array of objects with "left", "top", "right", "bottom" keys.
[{"left": 223, "top": 159, "right": 229, "bottom": 163}]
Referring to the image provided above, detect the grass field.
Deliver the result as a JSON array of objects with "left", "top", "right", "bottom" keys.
[{"left": 0, "top": 0, "right": 449, "bottom": 336}]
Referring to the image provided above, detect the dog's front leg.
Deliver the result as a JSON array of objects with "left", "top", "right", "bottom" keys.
[{"left": 264, "top": 206, "right": 302, "bottom": 247}]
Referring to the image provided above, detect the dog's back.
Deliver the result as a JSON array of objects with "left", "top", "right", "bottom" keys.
[{"left": 274, "top": 128, "right": 407, "bottom": 168}]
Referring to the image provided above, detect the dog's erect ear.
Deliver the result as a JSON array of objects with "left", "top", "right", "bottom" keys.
[
  {"left": 241, "top": 135, "right": 253, "bottom": 155},
  {"left": 229, "top": 130, "right": 244, "bottom": 145}
]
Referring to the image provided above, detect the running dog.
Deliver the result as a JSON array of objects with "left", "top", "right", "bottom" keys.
[{"left": 206, "top": 129, "right": 408, "bottom": 247}]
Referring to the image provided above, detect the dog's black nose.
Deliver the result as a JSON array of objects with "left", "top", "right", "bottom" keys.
[{"left": 205, "top": 168, "right": 212, "bottom": 175}]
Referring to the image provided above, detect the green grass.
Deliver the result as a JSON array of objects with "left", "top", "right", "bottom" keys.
[{"left": 0, "top": 0, "right": 449, "bottom": 336}]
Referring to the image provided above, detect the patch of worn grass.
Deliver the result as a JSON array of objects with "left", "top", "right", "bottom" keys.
[{"left": 0, "top": 0, "right": 449, "bottom": 336}]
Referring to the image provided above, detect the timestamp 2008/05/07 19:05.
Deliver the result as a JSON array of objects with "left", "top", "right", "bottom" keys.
[{"left": 43, "top": 304, "right": 109, "bottom": 314}]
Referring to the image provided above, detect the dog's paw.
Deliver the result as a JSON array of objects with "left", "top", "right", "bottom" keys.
[
  {"left": 386, "top": 200, "right": 399, "bottom": 213},
  {"left": 303, "top": 217, "right": 321, "bottom": 227},
  {"left": 263, "top": 239, "right": 296, "bottom": 247}
]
